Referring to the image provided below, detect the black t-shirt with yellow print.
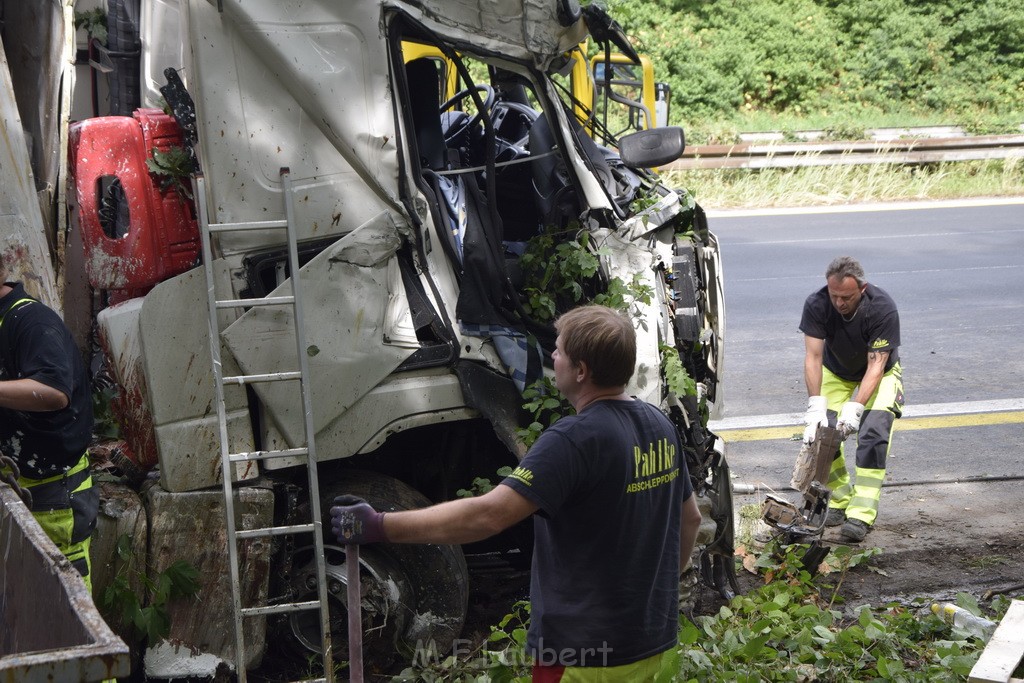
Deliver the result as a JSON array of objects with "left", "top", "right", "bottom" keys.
[
  {"left": 800, "top": 283, "right": 901, "bottom": 382},
  {"left": 501, "top": 398, "right": 693, "bottom": 668}
]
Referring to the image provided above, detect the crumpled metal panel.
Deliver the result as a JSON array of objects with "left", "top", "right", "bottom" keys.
[
  {"left": 591, "top": 227, "right": 664, "bottom": 407},
  {"left": 0, "top": 38, "right": 59, "bottom": 310},
  {"left": 222, "top": 211, "right": 418, "bottom": 447},
  {"left": 397, "top": 0, "right": 587, "bottom": 68},
  {"left": 0, "top": 486, "right": 130, "bottom": 682},
  {"left": 183, "top": 0, "right": 404, "bottom": 257},
  {"left": 136, "top": 267, "right": 257, "bottom": 492}
]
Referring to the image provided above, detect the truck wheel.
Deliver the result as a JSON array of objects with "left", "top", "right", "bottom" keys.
[{"left": 283, "top": 470, "right": 469, "bottom": 669}]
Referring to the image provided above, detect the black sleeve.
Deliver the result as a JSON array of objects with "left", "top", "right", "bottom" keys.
[
  {"left": 501, "top": 428, "right": 582, "bottom": 517},
  {"left": 799, "top": 291, "right": 827, "bottom": 339},
  {"left": 868, "top": 307, "right": 900, "bottom": 353},
  {"left": 14, "top": 320, "right": 75, "bottom": 398}
]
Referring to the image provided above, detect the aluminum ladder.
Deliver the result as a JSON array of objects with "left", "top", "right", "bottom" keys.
[{"left": 197, "top": 168, "right": 335, "bottom": 683}]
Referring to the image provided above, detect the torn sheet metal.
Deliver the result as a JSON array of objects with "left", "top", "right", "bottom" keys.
[
  {"left": 395, "top": 0, "right": 588, "bottom": 68},
  {"left": 0, "top": 36, "right": 59, "bottom": 310},
  {"left": 222, "top": 212, "right": 418, "bottom": 447}
]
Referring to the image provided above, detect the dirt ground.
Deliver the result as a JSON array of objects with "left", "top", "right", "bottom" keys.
[{"left": 730, "top": 478, "right": 1024, "bottom": 609}]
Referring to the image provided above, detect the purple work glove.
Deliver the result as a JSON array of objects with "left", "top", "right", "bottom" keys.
[{"left": 330, "top": 495, "right": 388, "bottom": 545}]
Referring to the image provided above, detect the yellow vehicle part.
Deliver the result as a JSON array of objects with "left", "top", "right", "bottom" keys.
[
  {"left": 401, "top": 41, "right": 459, "bottom": 101},
  {"left": 590, "top": 51, "right": 657, "bottom": 128},
  {"left": 566, "top": 42, "right": 660, "bottom": 136},
  {"left": 400, "top": 40, "right": 660, "bottom": 138}
]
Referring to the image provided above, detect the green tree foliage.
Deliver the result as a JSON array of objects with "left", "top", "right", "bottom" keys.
[{"left": 606, "top": 0, "right": 1024, "bottom": 126}]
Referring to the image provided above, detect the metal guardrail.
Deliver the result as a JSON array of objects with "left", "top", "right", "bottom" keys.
[{"left": 667, "top": 134, "right": 1024, "bottom": 170}]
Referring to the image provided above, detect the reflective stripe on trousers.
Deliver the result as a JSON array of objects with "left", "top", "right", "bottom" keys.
[
  {"left": 821, "top": 362, "right": 904, "bottom": 525},
  {"left": 18, "top": 453, "right": 99, "bottom": 592}
]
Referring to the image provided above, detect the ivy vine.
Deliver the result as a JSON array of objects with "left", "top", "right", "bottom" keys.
[
  {"left": 516, "top": 377, "right": 575, "bottom": 448},
  {"left": 145, "top": 146, "right": 196, "bottom": 201},
  {"left": 101, "top": 533, "right": 201, "bottom": 646}
]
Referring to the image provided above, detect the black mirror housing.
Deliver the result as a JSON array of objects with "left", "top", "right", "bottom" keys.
[{"left": 618, "top": 126, "right": 686, "bottom": 168}]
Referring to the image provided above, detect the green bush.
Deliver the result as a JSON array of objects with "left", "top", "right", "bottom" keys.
[{"left": 607, "top": 0, "right": 1024, "bottom": 129}]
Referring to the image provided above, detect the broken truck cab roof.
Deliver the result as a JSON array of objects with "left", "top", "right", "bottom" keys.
[
  {"left": 184, "top": 0, "right": 590, "bottom": 258},
  {"left": 385, "top": 0, "right": 589, "bottom": 69}
]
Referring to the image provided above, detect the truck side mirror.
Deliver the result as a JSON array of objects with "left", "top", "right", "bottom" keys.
[{"left": 618, "top": 126, "right": 685, "bottom": 168}]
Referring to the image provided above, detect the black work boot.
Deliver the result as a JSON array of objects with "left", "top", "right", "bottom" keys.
[
  {"left": 824, "top": 507, "right": 846, "bottom": 527},
  {"left": 840, "top": 518, "right": 871, "bottom": 542}
]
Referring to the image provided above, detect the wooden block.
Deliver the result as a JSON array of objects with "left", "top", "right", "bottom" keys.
[
  {"left": 969, "top": 600, "right": 1024, "bottom": 683},
  {"left": 145, "top": 483, "right": 274, "bottom": 674}
]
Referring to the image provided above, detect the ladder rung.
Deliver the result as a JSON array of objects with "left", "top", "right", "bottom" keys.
[
  {"left": 223, "top": 371, "right": 302, "bottom": 385},
  {"left": 208, "top": 219, "right": 288, "bottom": 233},
  {"left": 228, "top": 447, "right": 309, "bottom": 463},
  {"left": 235, "top": 522, "right": 315, "bottom": 540},
  {"left": 241, "top": 600, "right": 321, "bottom": 618},
  {"left": 216, "top": 295, "right": 295, "bottom": 309}
]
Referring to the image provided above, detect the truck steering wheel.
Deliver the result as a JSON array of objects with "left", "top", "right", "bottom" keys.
[{"left": 439, "top": 84, "right": 496, "bottom": 136}]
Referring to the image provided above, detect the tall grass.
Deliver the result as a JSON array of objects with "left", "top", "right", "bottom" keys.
[{"left": 664, "top": 158, "right": 1024, "bottom": 210}]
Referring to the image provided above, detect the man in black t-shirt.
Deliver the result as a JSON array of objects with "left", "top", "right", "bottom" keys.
[
  {"left": 329, "top": 305, "right": 703, "bottom": 680},
  {"left": 0, "top": 264, "right": 98, "bottom": 590},
  {"left": 800, "top": 256, "right": 904, "bottom": 543}
]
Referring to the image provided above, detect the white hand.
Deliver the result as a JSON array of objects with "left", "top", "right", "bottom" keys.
[
  {"left": 802, "top": 396, "right": 829, "bottom": 444},
  {"left": 837, "top": 401, "right": 864, "bottom": 436}
]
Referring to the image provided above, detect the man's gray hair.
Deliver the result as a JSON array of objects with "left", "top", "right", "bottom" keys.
[{"left": 826, "top": 256, "right": 865, "bottom": 286}]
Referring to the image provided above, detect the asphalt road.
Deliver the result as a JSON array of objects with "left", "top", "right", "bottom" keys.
[
  {"left": 703, "top": 199, "right": 1024, "bottom": 568},
  {"left": 708, "top": 199, "right": 1024, "bottom": 419}
]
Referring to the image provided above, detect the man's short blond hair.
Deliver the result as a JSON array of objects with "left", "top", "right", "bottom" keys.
[{"left": 554, "top": 305, "right": 636, "bottom": 388}]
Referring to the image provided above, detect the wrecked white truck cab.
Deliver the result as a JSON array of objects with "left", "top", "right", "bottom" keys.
[{"left": 82, "top": 0, "right": 735, "bottom": 675}]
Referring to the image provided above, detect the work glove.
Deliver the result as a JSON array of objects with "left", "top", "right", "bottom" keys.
[
  {"left": 802, "top": 396, "right": 829, "bottom": 444},
  {"left": 836, "top": 401, "right": 865, "bottom": 437},
  {"left": 330, "top": 495, "right": 388, "bottom": 545}
]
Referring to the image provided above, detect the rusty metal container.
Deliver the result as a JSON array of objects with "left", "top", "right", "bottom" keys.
[{"left": 0, "top": 485, "right": 130, "bottom": 682}]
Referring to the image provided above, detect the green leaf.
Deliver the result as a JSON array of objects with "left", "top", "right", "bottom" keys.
[
  {"left": 655, "top": 647, "right": 681, "bottom": 682},
  {"left": 955, "top": 592, "right": 982, "bottom": 616},
  {"left": 141, "top": 605, "right": 172, "bottom": 646},
  {"left": 811, "top": 624, "right": 834, "bottom": 643},
  {"left": 679, "top": 620, "right": 702, "bottom": 645},
  {"left": 164, "top": 559, "right": 201, "bottom": 598},
  {"left": 152, "top": 571, "right": 173, "bottom": 606},
  {"left": 739, "top": 633, "right": 771, "bottom": 659},
  {"left": 115, "top": 533, "right": 133, "bottom": 562}
]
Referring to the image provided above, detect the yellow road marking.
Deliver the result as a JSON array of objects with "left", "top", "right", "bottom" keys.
[{"left": 718, "top": 411, "right": 1024, "bottom": 443}]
